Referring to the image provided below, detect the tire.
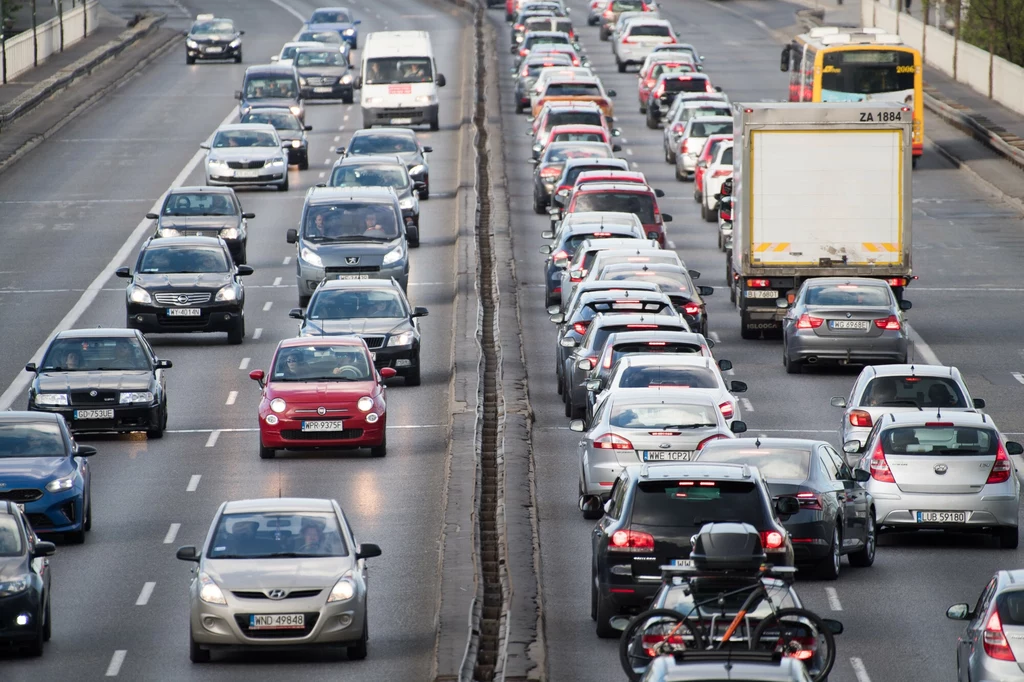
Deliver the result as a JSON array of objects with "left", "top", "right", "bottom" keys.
[
  {"left": 66, "top": 526, "right": 85, "bottom": 545},
  {"left": 25, "top": 613, "right": 44, "bottom": 657},
  {"left": 784, "top": 350, "right": 801, "bottom": 374},
  {"left": 420, "top": 178, "right": 430, "bottom": 200},
  {"left": 227, "top": 317, "right": 244, "bottom": 345},
  {"left": 912, "top": 156, "right": 919, "bottom": 169},
  {"left": 564, "top": 390, "right": 573, "bottom": 418},
  {"left": 600, "top": 27, "right": 609, "bottom": 41},
  {"left": 617, "top": 60, "right": 626, "bottom": 73},
  {"left": 190, "top": 628, "right": 211, "bottom": 663},
  {"left": 506, "top": 11, "right": 513, "bottom": 21},
  {"left": 147, "top": 405, "right": 166, "bottom": 440},
  {"left": 516, "top": 100, "right": 524, "bottom": 114},
  {"left": 717, "top": 230, "right": 723, "bottom": 250},
  {"left": 370, "top": 434, "right": 387, "bottom": 458},
  {"left": 674, "top": 163, "right": 684, "bottom": 181},
  {"left": 277, "top": 176, "right": 289, "bottom": 192},
  {"left": 849, "top": 512, "right": 876, "bottom": 567},
  {"left": 408, "top": 226, "right": 420, "bottom": 248},
  {"left": 186, "top": 55, "right": 195, "bottom": 65},
  {"left": 83, "top": 494, "right": 92, "bottom": 532},
  {"left": 429, "top": 118, "right": 439, "bottom": 132},
  {"left": 581, "top": 479, "right": 603, "bottom": 520},
  {"left": 646, "top": 115, "right": 657, "bottom": 130},
  {"left": 618, "top": 608, "right": 701, "bottom": 682},
  {"left": 703, "top": 201, "right": 717, "bottom": 223},
  {"left": 259, "top": 441, "right": 276, "bottom": 459},
  {"left": 299, "top": 294, "right": 311, "bottom": 308},
  {"left": 43, "top": 597, "right": 51, "bottom": 642},
  {"left": 594, "top": 584, "right": 619, "bottom": 639},
  {"left": 405, "top": 361, "right": 421, "bottom": 386},
  {"left": 700, "top": 202, "right": 707, "bottom": 221},
  {"left": 348, "top": 619, "right": 369, "bottom": 660},
  {"left": 816, "top": 526, "right": 841, "bottom": 580},
  {"left": 298, "top": 155, "right": 309, "bottom": 171},
  {"left": 999, "top": 526, "right": 1019, "bottom": 549},
  {"left": 639, "top": 104, "right": 646, "bottom": 114},
  {"left": 234, "top": 51, "right": 243, "bottom": 64},
  {"left": 534, "top": 194, "right": 547, "bottom": 215},
  {"left": 752, "top": 608, "right": 836, "bottom": 682}
]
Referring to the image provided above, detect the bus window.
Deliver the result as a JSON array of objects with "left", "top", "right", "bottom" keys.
[{"left": 820, "top": 50, "right": 915, "bottom": 96}]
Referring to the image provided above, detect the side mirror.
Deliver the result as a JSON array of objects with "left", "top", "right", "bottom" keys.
[
  {"left": 661, "top": 214, "right": 673, "bottom": 222},
  {"left": 654, "top": 189, "right": 665, "bottom": 198},
  {"left": 713, "top": 193, "right": 721, "bottom": 201},
  {"left": 353, "top": 19, "right": 363, "bottom": 24},
  {"left": 1006, "top": 441, "right": 1024, "bottom": 456},
  {"left": 270, "top": 55, "right": 280, "bottom": 62},
  {"left": 423, "top": 146, "right": 434, "bottom": 153},
  {"left": 577, "top": 358, "right": 594, "bottom": 371},
  {"left": 612, "top": 128, "right": 622, "bottom": 137},
  {"left": 286, "top": 229, "right": 299, "bottom": 244},
  {"left": 76, "top": 445, "right": 98, "bottom": 457},
  {"left": 830, "top": 397, "right": 848, "bottom": 408},
  {"left": 540, "top": 245, "right": 553, "bottom": 254},
  {"left": 289, "top": 308, "right": 304, "bottom": 320},
  {"left": 730, "top": 381, "right": 747, "bottom": 393},
  {"left": 688, "top": 269, "right": 701, "bottom": 280},
  {"left": 569, "top": 419, "right": 586, "bottom": 432},
  {"left": 146, "top": 212, "right": 159, "bottom": 220},
  {"left": 412, "top": 306, "right": 430, "bottom": 318},
  {"left": 775, "top": 497, "right": 800, "bottom": 516},
  {"left": 698, "top": 285, "right": 714, "bottom": 296},
  {"left": 24, "top": 363, "right": 36, "bottom": 373},
  {"left": 414, "top": 182, "right": 427, "bottom": 193},
  {"left": 32, "top": 541, "right": 56, "bottom": 558},
  {"left": 717, "top": 359, "right": 732, "bottom": 372},
  {"left": 236, "top": 265, "right": 254, "bottom": 276},
  {"left": 437, "top": 73, "right": 447, "bottom": 87},
  {"left": 607, "top": 89, "right": 617, "bottom": 97},
  {"left": 304, "top": 125, "right": 313, "bottom": 131},
  {"left": 822, "top": 619, "right": 844, "bottom": 635},
  {"left": 541, "top": 230, "right": 555, "bottom": 240},
  {"left": 527, "top": 117, "right": 536, "bottom": 123},
  {"left": 972, "top": 397, "right": 986, "bottom": 409},
  {"left": 157, "top": 359, "right": 173, "bottom": 369},
  {"left": 242, "top": 212, "right": 256, "bottom": 219},
  {"left": 705, "top": 339, "right": 715, "bottom": 348},
  {"left": 549, "top": 313, "right": 565, "bottom": 324},
  {"left": 528, "top": 158, "right": 539, "bottom": 165},
  {"left": 609, "top": 616, "right": 630, "bottom": 632},
  {"left": 842, "top": 440, "right": 863, "bottom": 454},
  {"left": 239, "top": 30, "right": 245, "bottom": 35},
  {"left": 775, "top": 298, "right": 789, "bottom": 309},
  {"left": 946, "top": 603, "right": 972, "bottom": 621},
  {"left": 234, "top": 90, "right": 242, "bottom": 100},
  {"left": 715, "top": 86, "right": 723, "bottom": 92},
  {"left": 611, "top": 144, "right": 622, "bottom": 152},
  {"left": 697, "top": 160, "right": 707, "bottom": 169},
  {"left": 115, "top": 267, "right": 132, "bottom": 279},
  {"left": 586, "top": 379, "right": 601, "bottom": 391},
  {"left": 547, "top": 305, "right": 560, "bottom": 315},
  {"left": 559, "top": 337, "right": 577, "bottom": 348},
  {"left": 548, "top": 207, "right": 560, "bottom": 216},
  {"left": 854, "top": 469, "right": 871, "bottom": 483},
  {"left": 900, "top": 299, "right": 913, "bottom": 311},
  {"left": 730, "top": 420, "right": 747, "bottom": 434},
  {"left": 176, "top": 546, "right": 200, "bottom": 562},
  {"left": 249, "top": 369, "right": 266, "bottom": 387},
  {"left": 380, "top": 368, "right": 398, "bottom": 379}
]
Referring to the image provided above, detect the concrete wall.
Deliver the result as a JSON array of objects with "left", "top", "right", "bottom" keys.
[{"left": 2, "top": 0, "right": 101, "bottom": 83}]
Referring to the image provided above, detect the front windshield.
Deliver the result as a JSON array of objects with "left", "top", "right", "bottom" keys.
[
  {"left": 244, "top": 76, "right": 297, "bottom": 99},
  {"left": 629, "top": 24, "right": 671, "bottom": 37},
  {"left": 271, "top": 344, "right": 373, "bottom": 382},
  {"left": 617, "top": 366, "right": 717, "bottom": 389},
  {"left": 821, "top": 50, "right": 916, "bottom": 95},
  {"left": 208, "top": 511, "right": 348, "bottom": 559},
  {"left": 213, "top": 130, "right": 278, "bottom": 147},
  {"left": 192, "top": 20, "right": 233, "bottom": 34},
  {"left": 609, "top": 403, "right": 718, "bottom": 429},
  {"left": 546, "top": 82, "right": 601, "bottom": 97},
  {"left": 0, "top": 516, "right": 24, "bottom": 557},
  {"left": 331, "top": 164, "right": 410, "bottom": 189},
  {"left": 303, "top": 203, "right": 400, "bottom": 241},
  {"left": 349, "top": 134, "right": 418, "bottom": 155},
  {"left": 295, "top": 50, "right": 347, "bottom": 67},
  {"left": 0, "top": 422, "right": 66, "bottom": 458},
  {"left": 241, "top": 111, "right": 301, "bottom": 131},
  {"left": 574, "top": 192, "right": 655, "bottom": 223},
  {"left": 138, "top": 246, "right": 230, "bottom": 274},
  {"left": 310, "top": 9, "right": 353, "bottom": 23},
  {"left": 41, "top": 337, "right": 151, "bottom": 372},
  {"left": 803, "top": 283, "right": 891, "bottom": 307},
  {"left": 363, "top": 57, "right": 434, "bottom": 84},
  {"left": 308, "top": 289, "right": 406, "bottom": 319},
  {"left": 162, "top": 192, "right": 237, "bottom": 216}
]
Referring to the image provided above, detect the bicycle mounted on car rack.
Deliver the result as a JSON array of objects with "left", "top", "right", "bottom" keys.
[{"left": 614, "top": 522, "right": 840, "bottom": 682}]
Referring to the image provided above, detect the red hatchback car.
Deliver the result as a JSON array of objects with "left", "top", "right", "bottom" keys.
[
  {"left": 560, "top": 181, "right": 672, "bottom": 246},
  {"left": 250, "top": 337, "right": 397, "bottom": 459}
]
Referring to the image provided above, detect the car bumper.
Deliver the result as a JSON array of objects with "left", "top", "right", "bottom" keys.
[
  {"left": 302, "top": 85, "right": 354, "bottom": 100},
  {"left": 0, "top": 589, "right": 44, "bottom": 642},
  {"left": 870, "top": 489, "right": 1019, "bottom": 529},
  {"left": 583, "top": 451, "right": 626, "bottom": 497},
  {"left": 297, "top": 263, "right": 409, "bottom": 297},
  {"left": 678, "top": 152, "right": 699, "bottom": 172},
  {"left": 787, "top": 332, "right": 908, "bottom": 364},
  {"left": 127, "top": 303, "right": 243, "bottom": 334},
  {"left": 284, "top": 145, "right": 308, "bottom": 164},
  {"left": 600, "top": 578, "right": 659, "bottom": 612},
  {"left": 259, "top": 415, "right": 386, "bottom": 449},
  {"left": 784, "top": 517, "right": 833, "bottom": 563},
  {"left": 370, "top": 345, "right": 419, "bottom": 373},
  {"left": 30, "top": 402, "right": 162, "bottom": 433},
  {"left": 616, "top": 46, "right": 653, "bottom": 64},
  {"left": 207, "top": 169, "right": 288, "bottom": 187},
  {"left": 21, "top": 488, "right": 85, "bottom": 534},
  {"left": 190, "top": 595, "right": 366, "bottom": 647},
  {"left": 361, "top": 105, "right": 438, "bottom": 126},
  {"left": 187, "top": 45, "right": 240, "bottom": 59}
]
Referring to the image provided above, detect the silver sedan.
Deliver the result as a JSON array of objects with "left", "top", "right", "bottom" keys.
[
  {"left": 177, "top": 497, "right": 382, "bottom": 662},
  {"left": 203, "top": 123, "right": 290, "bottom": 192}
]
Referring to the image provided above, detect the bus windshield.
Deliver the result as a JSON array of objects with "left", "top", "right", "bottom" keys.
[{"left": 821, "top": 50, "right": 915, "bottom": 96}]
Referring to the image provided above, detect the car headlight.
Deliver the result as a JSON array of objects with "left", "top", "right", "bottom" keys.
[
  {"left": 186, "top": 39, "right": 198, "bottom": 48},
  {"left": 388, "top": 330, "right": 415, "bottom": 347},
  {"left": 34, "top": 393, "right": 69, "bottom": 406},
  {"left": 341, "top": 73, "right": 353, "bottom": 84},
  {"left": 408, "top": 164, "right": 426, "bottom": 176},
  {"left": 229, "top": 38, "right": 241, "bottom": 48},
  {"left": 157, "top": 228, "right": 181, "bottom": 238},
  {"left": 269, "top": 157, "right": 287, "bottom": 167},
  {"left": 382, "top": 244, "right": 404, "bottom": 265},
  {"left": 0, "top": 576, "right": 30, "bottom": 597},
  {"left": 207, "top": 158, "right": 228, "bottom": 168},
  {"left": 299, "top": 246, "right": 323, "bottom": 268},
  {"left": 220, "top": 227, "right": 240, "bottom": 239},
  {"left": 198, "top": 573, "right": 227, "bottom": 605},
  {"left": 46, "top": 475, "right": 75, "bottom": 493},
  {"left": 270, "top": 398, "right": 287, "bottom": 413},
  {"left": 289, "top": 105, "right": 302, "bottom": 116},
  {"left": 215, "top": 285, "right": 238, "bottom": 302},
  {"left": 415, "top": 95, "right": 435, "bottom": 104},
  {"left": 119, "top": 391, "right": 155, "bottom": 404},
  {"left": 343, "top": 28, "right": 356, "bottom": 36},
  {"left": 327, "top": 573, "right": 357, "bottom": 602},
  {"left": 398, "top": 196, "right": 416, "bottom": 210},
  {"left": 357, "top": 396, "right": 374, "bottom": 412},
  {"left": 365, "top": 96, "right": 382, "bottom": 105},
  {"left": 128, "top": 286, "right": 152, "bottom": 304},
  {"left": 299, "top": 77, "right": 308, "bottom": 87},
  {"left": 290, "top": 140, "right": 301, "bottom": 148}
]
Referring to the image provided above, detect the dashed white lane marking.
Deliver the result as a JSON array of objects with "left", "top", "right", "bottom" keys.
[
  {"left": 253, "top": 328, "right": 263, "bottom": 340},
  {"left": 105, "top": 650, "right": 127, "bottom": 676},
  {"left": 323, "top": 158, "right": 332, "bottom": 165},
  {"left": 754, "top": 18, "right": 768, "bottom": 30},
  {"left": 339, "top": 125, "right": 346, "bottom": 131},
  {"left": 334, "top": 135, "right": 341, "bottom": 142},
  {"left": 344, "top": 114, "right": 350, "bottom": 122},
  {"left": 186, "top": 475, "right": 202, "bottom": 492},
  {"left": 850, "top": 657, "right": 872, "bottom": 682},
  {"left": 282, "top": 257, "right": 291, "bottom": 266},
  {"left": 1013, "top": 372, "right": 1024, "bottom": 385},
  {"left": 273, "top": 276, "right": 282, "bottom": 286},
  {"left": 205, "top": 431, "right": 220, "bottom": 447},
  {"left": 263, "top": 302, "right": 273, "bottom": 312},
  {"left": 318, "top": 171, "right": 326, "bottom": 178},
  {"left": 163, "top": 523, "right": 181, "bottom": 544},
  {"left": 226, "top": 391, "right": 238, "bottom": 406},
  {"left": 825, "top": 586, "right": 843, "bottom": 611},
  {"left": 136, "top": 582, "right": 156, "bottom": 606},
  {"left": 625, "top": 148, "right": 633, "bottom": 156},
  {"left": 739, "top": 397, "right": 754, "bottom": 413},
  {"left": 239, "top": 357, "right": 250, "bottom": 370}
]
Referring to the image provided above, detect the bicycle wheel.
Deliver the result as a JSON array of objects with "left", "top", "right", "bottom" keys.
[
  {"left": 750, "top": 607, "right": 836, "bottom": 682},
  {"left": 618, "top": 608, "right": 703, "bottom": 682}
]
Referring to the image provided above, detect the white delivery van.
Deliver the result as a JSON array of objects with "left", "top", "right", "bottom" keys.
[{"left": 358, "top": 31, "right": 446, "bottom": 130}]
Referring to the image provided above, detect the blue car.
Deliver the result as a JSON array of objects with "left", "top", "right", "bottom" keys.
[
  {"left": 306, "top": 7, "right": 362, "bottom": 49},
  {"left": 0, "top": 413, "right": 95, "bottom": 544}
]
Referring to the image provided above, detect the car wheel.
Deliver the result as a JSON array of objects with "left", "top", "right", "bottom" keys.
[
  {"left": 147, "top": 408, "right": 166, "bottom": 439},
  {"left": 408, "top": 226, "right": 420, "bottom": 248},
  {"left": 277, "top": 176, "right": 289, "bottom": 192},
  {"left": 516, "top": 100, "right": 524, "bottom": 114},
  {"left": 299, "top": 294, "right": 311, "bottom": 308},
  {"left": 190, "top": 627, "right": 211, "bottom": 663},
  {"left": 370, "top": 434, "right": 387, "bottom": 458},
  {"left": 405, "top": 361, "right": 421, "bottom": 386},
  {"left": 66, "top": 526, "right": 85, "bottom": 545},
  {"left": 259, "top": 441, "right": 276, "bottom": 459},
  {"left": 784, "top": 348, "right": 801, "bottom": 374},
  {"left": 348, "top": 618, "right": 369, "bottom": 660},
  {"left": 298, "top": 155, "right": 309, "bottom": 171},
  {"left": 83, "top": 493, "right": 92, "bottom": 532},
  {"left": 816, "top": 527, "right": 841, "bottom": 580},
  {"left": 534, "top": 194, "right": 546, "bottom": 215},
  {"left": 675, "top": 163, "right": 685, "bottom": 181},
  {"left": 186, "top": 55, "right": 195, "bottom": 65},
  {"left": 227, "top": 317, "right": 244, "bottom": 345},
  {"left": 700, "top": 202, "right": 707, "bottom": 221},
  {"left": 590, "top": 570, "right": 598, "bottom": 621},
  {"left": 704, "top": 201, "right": 717, "bottom": 223},
  {"left": 234, "top": 51, "right": 242, "bottom": 64},
  {"left": 849, "top": 512, "right": 876, "bottom": 567},
  {"left": 564, "top": 390, "right": 573, "bottom": 418},
  {"left": 26, "top": 611, "right": 44, "bottom": 656},
  {"left": 646, "top": 114, "right": 657, "bottom": 130},
  {"left": 616, "top": 60, "right": 626, "bottom": 73},
  {"left": 420, "top": 178, "right": 430, "bottom": 200},
  {"left": 595, "top": 586, "right": 619, "bottom": 639},
  {"left": 639, "top": 104, "right": 646, "bottom": 114},
  {"left": 43, "top": 597, "right": 51, "bottom": 642},
  {"left": 999, "top": 526, "right": 1019, "bottom": 549},
  {"left": 717, "top": 230, "right": 724, "bottom": 250}
]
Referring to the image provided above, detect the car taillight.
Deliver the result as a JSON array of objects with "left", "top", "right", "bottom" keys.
[
  {"left": 984, "top": 611, "right": 1017, "bottom": 661},
  {"left": 747, "top": 279, "right": 770, "bottom": 288},
  {"left": 683, "top": 302, "right": 701, "bottom": 316},
  {"left": 572, "top": 56, "right": 580, "bottom": 66},
  {"left": 622, "top": 36, "right": 636, "bottom": 44},
  {"left": 796, "top": 314, "right": 823, "bottom": 329},
  {"left": 572, "top": 321, "right": 590, "bottom": 335},
  {"left": 794, "top": 492, "right": 823, "bottom": 510},
  {"left": 570, "top": 269, "right": 585, "bottom": 282},
  {"left": 760, "top": 531, "right": 785, "bottom": 550},
  {"left": 987, "top": 443, "right": 1013, "bottom": 484},
  {"left": 849, "top": 410, "right": 872, "bottom": 428},
  {"left": 644, "top": 78, "right": 655, "bottom": 89},
  {"left": 874, "top": 315, "right": 901, "bottom": 331},
  {"left": 602, "top": 351, "right": 614, "bottom": 369},
  {"left": 869, "top": 441, "right": 896, "bottom": 483},
  {"left": 609, "top": 528, "right": 654, "bottom": 552},
  {"left": 712, "top": 168, "right": 731, "bottom": 178},
  {"left": 551, "top": 249, "right": 568, "bottom": 261},
  {"left": 540, "top": 167, "right": 561, "bottom": 178},
  {"left": 718, "top": 402, "right": 734, "bottom": 419},
  {"left": 595, "top": 433, "right": 634, "bottom": 450},
  {"left": 641, "top": 632, "right": 689, "bottom": 657},
  {"left": 514, "top": 23, "right": 524, "bottom": 30},
  {"left": 672, "top": 122, "right": 685, "bottom": 134},
  {"left": 653, "top": 84, "right": 664, "bottom": 98},
  {"left": 603, "top": 8, "right": 613, "bottom": 16},
  {"left": 705, "top": 81, "right": 714, "bottom": 93},
  {"left": 697, "top": 434, "right": 729, "bottom": 450},
  {"left": 886, "top": 277, "right": 907, "bottom": 287},
  {"left": 519, "top": 48, "right": 528, "bottom": 56}
]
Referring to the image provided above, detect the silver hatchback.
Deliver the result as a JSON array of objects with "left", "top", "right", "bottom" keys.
[
  {"left": 177, "top": 498, "right": 382, "bottom": 662},
  {"left": 947, "top": 571, "right": 1024, "bottom": 681}
]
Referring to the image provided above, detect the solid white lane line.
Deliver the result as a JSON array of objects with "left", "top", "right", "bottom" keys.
[
  {"left": 186, "top": 475, "right": 202, "bottom": 492},
  {"left": 282, "top": 256, "right": 291, "bottom": 265},
  {"left": 824, "top": 586, "right": 843, "bottom": 611},
  {"left": 105, "top": 650, "right": 127, "bottom": 676},
  {"left": 265, "top": 0, "right": 307, "bottom": 21},
  {"left": 850, "top": 657, "right": 872, "bottom": 682},
  {"left": 0, "top": 106, "right": 239, "bottom": 411},
  {"left": 273, "top": 276, "right": 282, "bottom": 286},
  {"left": 906, "top": 323, "right": 941, "bottom": 365},
  {"left": 239, "top": 357, "right": 250, "bottom": 370},
  {"left": 1013, "top": 372, "right": 1024, "bottom": 385},
  {"left": 163, "top": 523, "right": 181, "bottom": 544},
  {"left": 205, "top": 431, "right": 220, "bottom": 447},
  {"left": 136, "top": 582, "right": 156, "bottom": 606},
  {"left": 226, "top": 391, "right": 238, "bottom": 406},
  {"left": 739, "top": 397, "right": 754, "bottom": 413},
  {"left": 253, "top": 328, "right": 263, "bottom": 340},
  {"left": 263, "top": 302, "right": 273, "bottom": 312}
]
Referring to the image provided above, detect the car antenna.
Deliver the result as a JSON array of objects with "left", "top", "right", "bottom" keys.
[
  {"left": 936, "top": 407, "right": 942, "bottom": 419},
  {"left": 754, "top": 437, "right": 761, "bottom": 448}
]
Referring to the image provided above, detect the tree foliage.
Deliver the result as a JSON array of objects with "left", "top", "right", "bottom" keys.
[{"left": 961, "top": 0, "right": 1024, "bottom": 66}]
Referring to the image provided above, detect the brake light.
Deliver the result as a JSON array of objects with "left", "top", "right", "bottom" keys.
[
  {"left": 697, "top": 434, "right": 728, "bottom": 450},
  {"left": 514, "top": 23, "right": 524, "bottom": 30},
  {"left": 627, "top": 324, "right": 658, "bottom": 329},
  {"left": 572, "top": 321, "right": 590, "bottom": 335},
  {"left": 641, "top": 632, "right": 689, "bottom": 656},
  {"left": 987, "top": 443, "right": 1013, "bottom": 484},
  {"left": 595, "top": 433, "right": 634, "bottom": 450},
  {"left": 712, "top": 168, "right": 731, "bottom": 178},
  {"left": 984, "top": 611, "right": 1017, "bottom": 661},
  {"left": 648, "top": 341, "right": 666, "bottom": 346},
  {"left": 644, "top": 78, "right": 655, "bottom": 89},
  {"left": 572, "top": 55, "right": 580, "bottom": 66},
  {"left": 874, "top": 315, "right": 901, "bottom": 331},
  {"left": 886, "top": 277, "right": 907, "bottom": 287},
  {"left": 551, "top": 249, "right": 568, "bottom": 261},
  {"left": 682, "top": 302, "right": 701, "bottom": 316},
  {"left": 540, "top": 167, "right": 561, "bottom": 178},
  {"left": 718, "top": 402, "right": 734, "bottom": 419},
  {"left": 705, "top": 81, "right": 715, "bottom": 93},
  {"left": 519, "top": 48, "right": 528, "bottom": 56},
  {"left": 593, "top": 232, "right": 612, "bottom": 237},
  {"left": 760, "top": 531, "right": 785, "bottom": 550},
  {"left": 796, "top": 314, "right": 824, "bottom": 329},
  {"left": 747, "top": 279, "right": 770, "bottom": 288},
  {"left": 653, "top": 83, "right": 664, "bottom": 98},
  {"left": 680, "top": 139, "right": 693, "bottom": 154},
  {"left": 602, "top": 350, "right": 613, "bottom": 369},
  {"left": 794, "top": 492, "right": 823, "bottom": 511},
  {"left": 672, "top": 122, "right": 685, "bottom": 134},
  {"left": 609, "top": 528, "right": 654, "bottom": 552},
  {"left": 869, "top": 441, "right": 896, "bottom": 483},
  {"left": 603, "top": 8, "right": 613, "bottom": 16},
  {"left": 622, "top": 36, "right": 636, "bottom": 44},
  {"left": 849, "top": 410, "right": 873, "bottom": 428}
]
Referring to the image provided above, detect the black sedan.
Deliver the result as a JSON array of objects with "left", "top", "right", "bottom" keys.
[
  {"left": 294, "top": 46, "right": 355, "bottom": 102},
  {"left": 0, "top": 502, "right": 55, "bottom": 656},
  {"left": 185, "top": 14, "right": 243, "bottom": 64},
  {"left": 146, "top": 186, "right": 253, "bottom": 264},
  {"left": 695, "top": 437, "right": 876, "bottom": 579},
  {"left": 289, "top": 279, "right": 428, "bottom": 386},
  {"left": 338, "top": 128, "right": 432, "bottom": 199},
  {"left": 241, "top": 107, "right": 313, "bottom": 170},
  {"left": 26, "top": 329, "right": 172, "bottom": 438}
]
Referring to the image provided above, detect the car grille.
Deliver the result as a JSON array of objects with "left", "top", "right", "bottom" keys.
[
  {"left": 280, "top": 428, "right": 364, "bottom": 441},
  {"left": 232, "top": 589, "right": 323, "bottom": 600},
  {"left": 0, "top": 489, "right": 44, "bottom": 503},
  {"left": 70, "top": 390, "right": 119, "bottom": 406},
  {"left": 324, "top": 266, "right": 381, "bottom": 275},
  {"left": 305, "top": 76, "right": 338, "bottom": 86},
  {"left": 154, "top": 292, "right": 213, "bottom": 305},
  {"left": 227, "top": 160, "right": 267, "bottom": 169},
  {"left": 27, "top": 513, "right": 53, "bottom": 528},
  {"left": 362, "top": 336, "right": 385, "bottom": 349},
  {"left": 234, "top": 613, "right": 320, "bottom": 638}
]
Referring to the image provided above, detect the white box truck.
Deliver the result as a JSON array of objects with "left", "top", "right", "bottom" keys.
[{"left": 728, "top": 101, "right": 913, "bottom": 339}]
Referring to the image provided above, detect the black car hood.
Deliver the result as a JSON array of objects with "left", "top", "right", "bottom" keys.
[
  {"left": 35, "top": 371, "right": 154, "bottom": 393},
  {"left": 134, "top": 273, "right": 232, "bottom": 289},
  {"left": 276, "top": 130, "right": 304, "bottom": 143},
  {"left": 304, "top": 317, "right": 411, "bottom": 336},
  {"left": 159, "top": 216, "right": 239, "bottom": 230}
]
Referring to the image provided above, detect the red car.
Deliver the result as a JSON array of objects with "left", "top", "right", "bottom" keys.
[
  {"left": 552, "top": 169, "right": 651, "bottom": 214},
  {"left": 693, "top": 133, "right": 733, "bottom": 202},
  {"left": 560, "top": 182, "right": 672, "bottom": 246},
  {"left": 250, "top": 337, "right": 397, "bottom": 459}
]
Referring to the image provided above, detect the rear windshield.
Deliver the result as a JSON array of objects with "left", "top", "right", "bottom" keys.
[
  {"left": 545, "top": 146, "right": 610, "bottom": 163},
  {"left": 860, "top": 376, "right": 968, "bottom": 409},
  {"left": 549, "top": 112, "right": 604, "bottom": 128},
  {"left": 629, "top": 25, "right": 671, "bottom": 37},
  {"left": 581, "top": 300, "right": 670, "bottom": 320},
  {"left": 697, "top": 448, "right": 811, "bottom": 479},
  {"left": 564, "top": 164, "right": 616, "bottom": 184},
  {"left": 652, "top": 64, "right": 693, "bottom": 79},
  {"left": 632, "top": 480, "right": 765, "bottom": 527},
  {"left": 665, "top": 78, "right": 708, "bottom": 93},
  {"left": 612, "top": 0, "right": 644, "bottom": 10},
  {"left": 591, "top": 324, "right": 684, "bottom": 351},
  {"left": 690, "top": 106, "right": 731, "bottom": 119},
  {"left": 574, "top": 192, "right": 655, "bottom": 223},
  {"left": 603, "top": 269, "right": 691, "bottom": 295},
  {"left": 610, "top": 403, "right": 718, "bottom": 429},
  {"left": 804, "top": 283, "right": 891, "bottom": 307},
  {"left": 527, "top": 34, "right": 571, "bottom": 47},
  {"left": 690, "top": 120, "right": 733, "bottom": 137},
  {"left": 546, "top": 82, "right": 602, "bottom": 97},
  {"left": 526, "top": 60, "right": 571, "bottom": 77},
  {"left": 611, "top": 342, "right": 702, "bottom": 366},
  {"left": 617, "top": 366, "right": 717, "bottom": 389},
  {"left": 552, "top": 131, "right": 606, "bottom": 143},
  {"left": 330, "top": 164, "right": 410, "bottom": 190},
  {"left": 881, "top": 426, "right": 998, "bottom": 455},
  {"left": 997, "top": 591, "right": 1024, "bottom": 626}
]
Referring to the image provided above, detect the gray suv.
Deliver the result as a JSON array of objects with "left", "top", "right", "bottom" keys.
[{"left": 287, "top": 187, "right": 409, "bottom": 306}]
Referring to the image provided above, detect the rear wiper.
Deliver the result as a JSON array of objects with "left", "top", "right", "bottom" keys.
[{"left": 693, "top": 518, "right": 742, "bottom": 526}]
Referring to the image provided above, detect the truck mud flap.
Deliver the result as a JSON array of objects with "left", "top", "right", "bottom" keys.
[{"left": 740, "top": 310, "right": 781, "bottom": 340}]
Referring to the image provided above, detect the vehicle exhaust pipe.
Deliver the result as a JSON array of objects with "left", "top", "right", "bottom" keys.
[{"left": 806, "top": 356, "right": 818, "bottom": 364}]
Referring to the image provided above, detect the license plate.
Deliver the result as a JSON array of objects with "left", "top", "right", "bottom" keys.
[
  {"left": 75, "top": 409, "right": 114, "bottom": 420},
  {"left": 205, "top": 46, "right": 223, "bottom": 53},
  {"left": 744, "top": 290, "right": 779, "bottom": 299},
  {"left": 642, "top": 450, "right": 694, "bottom": 462},
  {"left": 235, "top": 169, "right": 260, "bottom": 178},
  {"left": 371, "top": 352, "right": 377, "bottom": 360},
  {"left": 302, "top": 420, "right": 345, "bottom": 432},
  {"left": 671, "top": 559, "right": 694, "bottom": 567},
  {"left": 916, "top": 511, "right": 967, "bottom": 523},
  {"left": 390, "top": 117, "right": 413, "bottom": 124},
  {"left": 313, "top": 86, "right": 333, "bottom": 93},
  {"left": 829, "top": 320, "right": 869, "bottom": 330},
  {"left": 249, "top": 613, "right": 305, "bottom": 630},
  {"left": 336, "top": 274, "right": 370, "bottom": 280},
  {"left": 167, "top": 308, "right": 201, "bottom": 316}
]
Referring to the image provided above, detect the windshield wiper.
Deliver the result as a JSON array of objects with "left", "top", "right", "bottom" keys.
[
  {"left": 692, "top": 518, "right": 742, "bottom": 526},
  {"left": 877, "top": 400, "right": 920, "bottom": 407},
  {"left": 658, "top": 423, "right": 718, "bottom": 430}
]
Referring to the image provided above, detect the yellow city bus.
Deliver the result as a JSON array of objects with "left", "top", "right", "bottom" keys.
[{"left": 781, "top": 27, "right": 923, "bottom": 166}]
